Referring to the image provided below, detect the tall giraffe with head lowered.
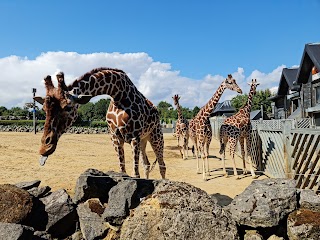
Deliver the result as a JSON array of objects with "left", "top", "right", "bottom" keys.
[
  {"left": 189, "top": 74, "right": 242, "bottom": 180},
  {"left": 219, "top": 78, "right": 259, "bottom": 179},
  {"left": 36, "top": 67, "right": 166, "bottom": 179},
  {"left": 172, "top": 94, "right": 189, "bottom": 159}
]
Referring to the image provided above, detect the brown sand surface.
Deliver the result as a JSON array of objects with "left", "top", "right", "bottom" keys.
[{"left": 0, "top": 132, "right": 267, "bottom": 201}]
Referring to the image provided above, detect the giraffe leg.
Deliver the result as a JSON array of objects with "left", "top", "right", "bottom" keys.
[
  {"left": 219, "top": 129, "right": 228, "bottom": 177},
  {"left": 140, "top": 138, "right": 150, "bottom": 179},
  {"left": 246, "top": 133, "right": 257, "bottom": 179},
  {"left": 185, "top": 132, "right": 189, "bottom": 159},
  {"left": 149, "top": 126, "right": 166, "bottom": 179},
  {"left": 239, "top": 137, "right": 247, "bottom": 175},
  {"left": 206, "top": 133, "right": 212, "bottom": 176},
  {"left": 229, "top": 138, "right": 239, "bottom": 179},
  {"left": 182, "top": 133, "right": 188, "bottom": 160},
  {"left": 131, "top": 138, "right": 141, "bottom": 178},
  {"left": 111, "top": 135, "right": 126, "bottom": 174},
  {"left": 198, "top": 137, "right": 208, "bottom": 181}
]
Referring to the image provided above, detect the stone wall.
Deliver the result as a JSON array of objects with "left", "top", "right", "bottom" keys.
[{"left": 1, "top": 169, "right": 320, "bottom": 240}]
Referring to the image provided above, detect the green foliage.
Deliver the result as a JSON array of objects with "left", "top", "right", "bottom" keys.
[
  {"left": 231, "top": 89, "right": 273, "bottom": 114},
  {"left": 93, "top": 99, "right": 110, "bottom": 121},
  {"left": 157, "top": 101, "right": 199, "bottom": 123},
  {"left": 0, "top": 120, "right": 45, "bottom": 126},
  {"left": 78, "top": 102, "right": 95, "bottom": 121}
]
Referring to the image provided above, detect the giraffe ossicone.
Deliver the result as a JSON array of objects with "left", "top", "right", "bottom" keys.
[
  {"left": 189, "top": 74, "right": 243, "bottom": 181},
  {"left": 36, "top": 68, "right": 166, "bottom": 179}
]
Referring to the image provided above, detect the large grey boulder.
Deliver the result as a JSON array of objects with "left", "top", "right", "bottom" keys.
[
  {"left": 15, "top": 180, "right": 41, "bottom": 190},
  {"left": 299, "top": 189, "right": 320, "bottom": 212},
  {"left": 32, "top": 189, "right": 77, "bottom": 238},
  {"left": 103, "top": 180, "right": 138, "bottom": 225},
  {"left": 0, "top": 223, "right": 34, "bottom": 240},
  {"left": 120, "top": 180, "right": 239, "bottom": 240},
  {"left": 287, "top": 208, "right": 320, "bottom": 240},
  {"left": 228, "top": 178, "right": 297, "bottom": 227},
  {"left": 77, "top": 199, "right": 109, "bottom": 240},
  {"left": 0, "top": 184, "right": 33, "bottom": 224},
  {"left": 73, "top": 169, "right": 117, "bottom": 204}
]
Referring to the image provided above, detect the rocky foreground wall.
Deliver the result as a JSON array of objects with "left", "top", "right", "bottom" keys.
[{"left": 1, "top": 169, "right": 320, "bottom": 240}]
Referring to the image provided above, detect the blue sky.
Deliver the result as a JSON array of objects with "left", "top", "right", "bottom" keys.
[{"left": 0, "top": 0, "right": 319, "bottom": 108}]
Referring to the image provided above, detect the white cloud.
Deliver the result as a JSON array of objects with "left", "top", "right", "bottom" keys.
[{"left": 0, "top": 52, "right": 284, "bottom": 109}]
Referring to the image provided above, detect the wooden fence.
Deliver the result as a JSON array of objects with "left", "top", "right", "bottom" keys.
[{"left": 210, "top": 117, "right": 320, "bottom": 192}]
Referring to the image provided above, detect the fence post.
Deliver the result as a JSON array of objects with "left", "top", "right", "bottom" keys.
[{"left": 283, "top": 121, "right": 292, "bottom": 178}]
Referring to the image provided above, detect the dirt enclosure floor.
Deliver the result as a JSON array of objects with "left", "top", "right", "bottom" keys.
[{"left": 0, "top": 132, "right": 267, "bottom": 203}]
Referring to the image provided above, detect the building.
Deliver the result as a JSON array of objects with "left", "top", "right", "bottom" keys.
[
  {"left": 295, "top": 43, "right": 320, "bottom": 125},
  {"left": 269, "top": 67, "right": 300, "bottom": 119},
  {"left": 211, "top": 100, "right": 236, "bottom": 117}
]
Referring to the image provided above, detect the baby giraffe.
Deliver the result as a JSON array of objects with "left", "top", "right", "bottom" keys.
[{"left": 219, "top": 79, "right": 259, "bottom": 179}]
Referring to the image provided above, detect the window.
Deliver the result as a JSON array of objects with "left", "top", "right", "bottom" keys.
[{"left": 316, "top": 86, "right": 320, "bottom": 104}]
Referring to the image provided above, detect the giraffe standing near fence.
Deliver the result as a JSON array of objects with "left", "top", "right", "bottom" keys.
[
  {"left": 219, "top": 78, "right": 259, "bottom": 179},
  {"left": 189, "top": 74, "right": 243, "bottom": 180},
  {"left": 36, "top": 68, "right": 166, "bottom": 179},
  {"left": 172, "top": 94, "right": 189, "bottom": 159}
]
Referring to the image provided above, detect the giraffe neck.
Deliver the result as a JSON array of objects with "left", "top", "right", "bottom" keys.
[
  {"left": 196, "top": 84, "right": 226, "bottom": 119},
  {"left": 241, "top": 85, "right": 256, "bottom": 114},
  {"left": 176, "top": 103, "right": 183, "bottom": 121},
  {"left": 69, "top": 68, "right": 141, "bottom": 104}
]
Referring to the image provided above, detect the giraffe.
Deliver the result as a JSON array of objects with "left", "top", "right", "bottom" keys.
[
  {"left": 189, "top": 74, "right": 242, "bottom": 180},
  {"left": 36, "top": 67, "right": 166, "bottom": 179},
  {"left": 219, "top": 78, "right": 259, "bottom": 179},
  {"left": 172, "top": 94, "right": 189, "bottom": 159}
]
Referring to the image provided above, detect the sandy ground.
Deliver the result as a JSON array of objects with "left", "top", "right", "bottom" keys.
[{"left": 0, "top": 132, "right": 267, "bottom": 203}]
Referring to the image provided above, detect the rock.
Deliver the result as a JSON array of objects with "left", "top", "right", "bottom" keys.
[
  {"left": 103, "top": 180, "right": 138, "bottom": 225},
  {"left": 72, "top": 230, "right": 84, "bottom": 240},
  {"left": 33, "top": 230, "right": 53, "bottom": 239},
  {"left": 27, "top": 186, "right": 51, "bottom": 198},
  {"left": 299, "top": 189, "right": 320, "bottom": 212},
  {"left": 0, "top": 184, "right": 33, "bottom": 223},
  {"left": 120, "top": 180, "right": 239, "bottom": 240},
  {"left": 0, "top": 222, "right": 34, "bottom": 240},
  {"left": 287, "top": 208, "right": 320, "bottom": 240},
  {"left": 32, "top": 189, "right": 77, "bottom": 238},
  {"left": 244, "top": 230, "right": 263, "bottom": 240},
  {"left": 267, "top": 235, "right": 284, "bottom": 240},
  {"left": 77, "top": 199, "right": 109, "bottom": 240},
  {"left": 15, "top": 180, "right": 41, "bottom": 190},
  {"left": 73, "top": 169, "right": 117, "bottom": 204},
  {"left": 228, "top": 178, "right": 297, "bottom": 227}
]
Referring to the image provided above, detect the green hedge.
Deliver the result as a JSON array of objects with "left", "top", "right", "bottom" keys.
[{"left": 0, "top": 120, "right": 108, "bottom": 128}]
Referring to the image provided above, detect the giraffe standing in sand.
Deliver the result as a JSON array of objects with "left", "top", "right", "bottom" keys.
[
  {"left": 36, "top": 68, "right": 166, "bottom": 179},
  {"left": 172, "top": 94, "right": 189, "bottom": 159},
  {"left": 189, "top": 74, "right": 242, "bottom": 180},
  {"left": 219, "top": 79, "right": 259, "bottom": 179}
]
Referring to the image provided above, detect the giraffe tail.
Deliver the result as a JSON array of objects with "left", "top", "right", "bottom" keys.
[
  {"left": 219, "top": 143, "right": 225, "bottom": 155},
  {"left": 149, "top": 159, "right": 158, "bottom": 173}
]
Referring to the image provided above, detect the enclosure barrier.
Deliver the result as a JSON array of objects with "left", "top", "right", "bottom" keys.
[{"left": 210, "top": 117, "right": 319, "bottom": 192}]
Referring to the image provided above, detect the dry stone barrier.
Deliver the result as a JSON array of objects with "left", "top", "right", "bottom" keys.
[{"left": 0, "top": 169, "right": 320, "bottom": 239}]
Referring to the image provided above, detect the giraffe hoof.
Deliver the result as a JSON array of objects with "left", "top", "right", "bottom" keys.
[
  {"left": 235, "top": 176, "right": 240, "bottom": 180},
  {"left": 224, "top": 174, "right": 229, "bottom": 178},
  {"left": 252, "top": 175, "right": 258, "bottom": 179}
]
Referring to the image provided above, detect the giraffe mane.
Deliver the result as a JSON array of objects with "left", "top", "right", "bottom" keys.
[{"left": 67, "top": 67, "right": 126, "bottom": 90}]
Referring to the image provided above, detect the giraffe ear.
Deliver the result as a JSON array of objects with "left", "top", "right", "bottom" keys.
[{"left": 33, "top": 96, "right": 45, "bottom": 105}]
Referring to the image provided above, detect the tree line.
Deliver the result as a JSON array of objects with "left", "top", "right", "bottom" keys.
[{"left": 0, "top": 89, "right": 273, "bottom": 123}]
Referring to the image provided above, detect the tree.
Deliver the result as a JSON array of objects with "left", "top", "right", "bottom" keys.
[
  {"left": 192, "top": 106, "right": 200, "bottom": 117},
  {"left": 0, "top": 106, "right": 7, "bottom": 116},
  {"left": 78, "top": 102, "right": 95, "bottom": 121},
  {"left": 231, "top": 89, "right": 273, "bottom": 114},
  {"left": 93, "top": 99, "right": 110, "bottom": 121}
]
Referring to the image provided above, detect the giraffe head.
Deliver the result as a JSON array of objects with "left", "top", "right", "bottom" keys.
[
  {"left": 36, "top": 72, "right": 92, "bottom": 165},
  {"left": 222, "top": 74, "right": 243, "bottom": 94},
  {"left": 248, "top": 78, "right": 260, "bottom": 94},
  {"left": 172, "top": 94, "right": 181, "bottom": 106}
]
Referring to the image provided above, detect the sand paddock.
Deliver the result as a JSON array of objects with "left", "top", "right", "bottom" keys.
[{"left": 0, "top": 132, "right": 267, "bottom": 201}]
